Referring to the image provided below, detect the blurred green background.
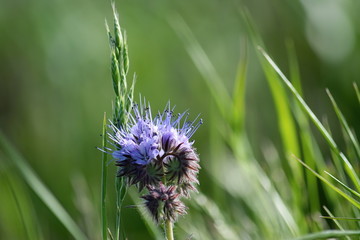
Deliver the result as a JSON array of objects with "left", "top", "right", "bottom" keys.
[{"left": 1, "top": 0, "right": 360, "bottom": 239}]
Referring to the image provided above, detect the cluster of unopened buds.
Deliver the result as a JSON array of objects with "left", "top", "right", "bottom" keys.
[{"left": 109, "top": 102, "right": 202, "bottom": 223}]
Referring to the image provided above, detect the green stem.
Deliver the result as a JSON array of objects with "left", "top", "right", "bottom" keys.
[
  {"left": 115, "top": 176, "right": 127, "bottom": 240},
  {"left": 165, "top": 220, "right": 174, "bottom": 240},
  {"left": 115, "top": 178, "right": 121, "bottom": 240},
  {"left": 101, "top": 113, "right": 108, "bottom": 240},
  {"left": 161, "top": 160, "right": 174, "bottom": 240}
]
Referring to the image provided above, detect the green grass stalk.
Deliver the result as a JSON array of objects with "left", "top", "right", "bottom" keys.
[
  {"left": 286, "top": 40, "right": 321, "bottom": 227},
  {"left": 295, "top": 157, "right": 360, "bottom": 210},
  {"left": 353, "top": 82, "right": 360, "bottom": 105},
  {"left": 165, "top": 220, "right": 174, "bottom": 240},
  {"left": 5, "top": 173, "right": 34, "bottom": 240},
  {"left": 293, "top": 230, "right": 360, "bottom": 240},
  {"left": 326, "top": 89, "right": 360, "bottom": 160},
  {"left": 258, "top": 47, "right": 360, "bottom": 192},
  {"left": 115, "top": 178, "right": 121, "bottom": 240},
  {"left": 161, "top": 159, "right": 174, "bottom": 240},
  {"left": 101, "top": 112, "right": 108, "bottom": 240},
  {"left": 322, "top": 206, "right": 352, "bottom": 240},
  {"left": 106, "top": 4, "right": 134, "bottom": 239}
]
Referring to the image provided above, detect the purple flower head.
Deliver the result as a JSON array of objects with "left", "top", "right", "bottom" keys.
[
  {"left": 154, "top": 107, "right": 202, "bottom": 196},
  {"left": 109, "top": 102, "right": 202, "bottom": 193},
  {"left": 141, "top": 183, "right": 187, "bottom": 223}
]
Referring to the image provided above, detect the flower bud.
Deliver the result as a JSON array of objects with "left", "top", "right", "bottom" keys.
[{"left": 141, "top": 183, "right": 187, "bottom": 223}]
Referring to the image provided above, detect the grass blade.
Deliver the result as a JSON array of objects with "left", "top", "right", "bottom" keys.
[
  {"left": 242, "top": 9, "right": 301, "bottom": 191},
  {"left": 190, "top": 193, "right": 239, "bottom": 240},
  {"left": 286, "top": 40, "right": 322, "bottom": 220},
  {"left": 295, "top": 157, "right": 360, "bottom": 210},
  {"left": 326, "top": 89, "right": 360, "bottom": 160},
  {"left": 324, "top": 171, "right": 360, "bottom": 199},
  {"left": 0, "top": 162, "right": 41, "bottom": 240},
  {"left": 115, "top": 177, "right": 127, "bottom": 240},
  {"left": 232, "top": 38, "right": 248, "bottom": 135},
  {"left": 293, "top": 230, "right": 360, "bottom": 240},
  {"left": 353, "top": 82, "right": 360, "bottom": 105},
  {"left": 128, "top": 189, "right": 163, "bottom": 240},
  {"left": 169, "top": 14, "right": 232, "bottom": 119},
  {"left": 258, "top": 47, "right": 360, "bottom": 191},
  {"left": 286, "top": 40, "right": 302, "bottom": 95},
  {"left": 0, "top": 130, "right": 87, "bottom": 240},
  {"left": 322, "top": 206, "right": 351, "bottom": 240},
  {"left": 321, "top": 216, "right": 360, "bottom": 221},
  {"left": 101, "top": 112, "right": 108, "bottom": 240}
]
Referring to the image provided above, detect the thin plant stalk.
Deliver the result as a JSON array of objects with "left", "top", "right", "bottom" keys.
[
  {"left": 322, "top": 206, "right": 352, "bottom": 240},
  {"left": 101, "top": 112, "right": 108, "bottom": 240},
  {"left": 293, "top": 230, "right": 360, "bottom": 240},
  {"left": 115, "top": 178, "right": 120, "bottom": 240},
  {"left": 258, "top": 47, "right": 360, "bottom": 192},
  {"left": 354, "top": 82, "right": 360, "bottom": 105},
  {"left": 162, "top": 162, "right": 174, "bottom": 240},
  {"left": 106, "top": 4, "right": 133, "bottom": 239},
  {"left": 326, "top": 89, "right": 360, "bottom": 160},
  {"left": 5, "top": 173, "right": 34, "bottom": 240},
  {"left": 165, "top": 220, "right": 174, "bottom": 240},
  {"left": 115, "top": 178, "right": 126, "bottom": 240}
]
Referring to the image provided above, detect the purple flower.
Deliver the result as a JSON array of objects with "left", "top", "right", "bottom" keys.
[
  {"left": 141, "top": 183, "right": 187, "bottom": 223},
  {"left": 109, "top": 102, "right": 202, "bottom": 193}
]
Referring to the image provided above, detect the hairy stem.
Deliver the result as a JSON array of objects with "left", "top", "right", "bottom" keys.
[{"left": 165, "top": 220, "right": 174, "bottom": 240}]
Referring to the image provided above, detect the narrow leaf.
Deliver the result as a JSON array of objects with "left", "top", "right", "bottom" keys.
[
  {"left": 258, "top": 47, "right": 360, "bottom": 191},
  {"left": 232, "top": 38, "right": 248, "bottom": 134},
  {"left": 294, "top": 156, "right": 360, "bottom": 210},
  {"left": 169, "top": 14, "right": 232, "bottom": 119},
  {"left": 353, "top": 82, "right": 360, "bottom": 105},
  {"left": 293, "top": 230, "right": 360, "bottom": 240},
  {"left": 324, "top": 171, "right": 360, "bottom": 199},
  {"left": 327, "top": 89, "right": 360, "bottom": 160},
  {"left": 322, "top": 206, "right": 351, "bottom": 240},
  {"left": 242, "top": 9, "right": 301, "bottom": 187},
  {"left": 321, "top": 216, "right": 360, "bottom": 221}
]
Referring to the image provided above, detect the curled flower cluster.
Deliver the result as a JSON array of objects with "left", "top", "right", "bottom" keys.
[
  {"left": 141, "top": 183, "right": 186, "bottom": 223},
  {"left": 109, "top": 102, "right": 202, "bottom": 223}
]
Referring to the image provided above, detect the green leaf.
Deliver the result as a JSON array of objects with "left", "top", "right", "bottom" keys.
[
  {"left": 322, "top": 206, "right": 351, "bottom": 240},
  {"left": 232, "top": 38, "right": 248, "bottom": 135},
  {"left": 169, "top": 14, "right": 232, "bottom": 119},
  {"left": 353, "top": 82, "right": 360, "bottom": 105},
  {"left": 321, "top": 216, "right": 360, "bottom": 221},
  {"left": 327, "top": 89, "right": 360, "bottom": 160},
  {"left": 258, "top": 47, "right": 360, "bottom": 192},
  {"left": 286, "top": 40, "right": 322, "bottom": 223},
  {"left": 293, "top": 230, "right": 360, "bottom": 240},
  {"left": 242, "top": 9, "right": 301, "bottom": 190},
  {"left": 324, "top": 171, "right": 360, "bottom": 199},
  {"left": 0, "top": 162, "right": 41, "bottom": 240},
  {"left": 294, "top": 157, "right": 360, "bottom": 210}
]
